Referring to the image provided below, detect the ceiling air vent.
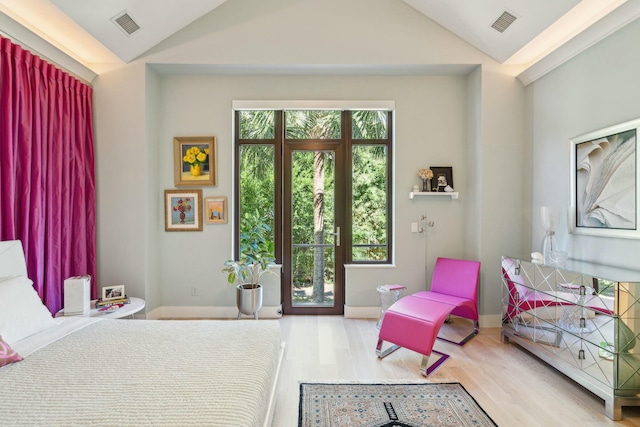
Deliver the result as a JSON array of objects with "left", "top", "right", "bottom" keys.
[
  {"left": 491, "top": 11, "right": 517, "bottom": 33},
  {"left": 112, "top": 11, "right": 141, "bottom": 36}
]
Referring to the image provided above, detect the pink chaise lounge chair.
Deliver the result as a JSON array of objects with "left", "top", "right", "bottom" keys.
[{"left": 376, "top": 257, "right": 481, "bottom": 376}]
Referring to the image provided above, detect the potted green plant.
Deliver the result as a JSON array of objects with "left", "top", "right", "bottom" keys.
[{"left": 223, "top": 217, "right": 275, "bottom": 319}]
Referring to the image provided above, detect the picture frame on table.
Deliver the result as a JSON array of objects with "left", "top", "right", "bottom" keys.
[
  {"left": 430, "top": 166, "right": 453, "bottom": 192},
  {"left": 205, "top": 196, "right": 227, "bottom": 224},
  {"left": 569, "top": 118, "right": 640, "bottom": 239},
  {"left": 102, "top": 285, "right": 125, "bottom": 301},
  {"left": 164, "top": 189, "right": 203, "bottom": 232},
  {"left": 174, "top": 136, "right": 217, "bottom": 187}
]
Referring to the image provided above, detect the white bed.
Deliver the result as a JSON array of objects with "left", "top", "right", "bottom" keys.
[{"left": 0, "top": 240, "right": 284, "bottom": 427}]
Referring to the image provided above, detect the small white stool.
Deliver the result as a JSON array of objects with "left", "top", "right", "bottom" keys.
[{"left": 376, "top": 284, "right": 406, "bottom": 329}]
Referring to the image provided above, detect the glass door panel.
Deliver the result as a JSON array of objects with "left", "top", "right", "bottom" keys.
[{"left": 290, "top": 150, "right": 335, "bottom": 307}]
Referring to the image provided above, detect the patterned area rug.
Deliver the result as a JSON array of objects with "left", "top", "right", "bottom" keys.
[{"left": 298, "top": 382, "right": 497, "bottom": 427}]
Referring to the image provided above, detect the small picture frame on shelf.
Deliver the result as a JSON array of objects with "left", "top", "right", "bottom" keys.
[{"left": 430, "top": 166, "right": 453, "bottom": 192}]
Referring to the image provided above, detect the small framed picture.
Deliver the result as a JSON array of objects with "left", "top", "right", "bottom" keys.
[
  {"left": 205, "top": 196, "right": 227, "bottom": 224},
  {"left": 164, "top": 189, "right": 203, "bottom": 232},
  {"left": 174, "top": 136, "right": 217, "bottom": 187},
  {"left": 430, "top": 166, "right": 454, "bottom": 192},
  {"left": 102, "top": 285, "right": 125, "bottom": 301}
]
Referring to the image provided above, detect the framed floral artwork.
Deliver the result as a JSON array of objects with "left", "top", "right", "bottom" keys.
[
  {"left": 570, "top": 118, "right": 640, "bottom": 238},
  {"left": 174, "top": 137, "right": 216, "bottom": 186},
  {"left": 205, "top": 196, "right": 227, "bottom": 224},
  {"left": 164, "top": 189, "right": 203, "bottom": 232}
]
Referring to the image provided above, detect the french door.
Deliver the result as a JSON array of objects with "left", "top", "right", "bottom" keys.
[
  {"left": 235, "top": 108, "right": 392, "bottom": 315},
  {"left": 283, "top": 141, "right": 345, "bottom": 314}
]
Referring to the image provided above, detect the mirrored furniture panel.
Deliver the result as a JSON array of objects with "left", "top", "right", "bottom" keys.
[{"left": 501, "top": 256, "right": 640, "bottom": 420}]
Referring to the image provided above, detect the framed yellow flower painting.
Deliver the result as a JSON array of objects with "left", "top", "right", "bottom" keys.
[{"left": 174, "top": 136, "right": 216, "bottom": 186}]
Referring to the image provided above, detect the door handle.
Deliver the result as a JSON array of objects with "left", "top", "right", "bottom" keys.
[{"left": 327, "top": 227, "right": 341, "bottom": 247}]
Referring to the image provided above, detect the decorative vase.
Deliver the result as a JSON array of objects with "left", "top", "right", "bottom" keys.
[
  {"left": 190, "top": 164, "right": 202, "bottom": 176},
  {"left": 237, "top": 283, "right": 263, "bottom": 320},
  {"left": 179, "top": 211, "right": 186, "bottom": 223},
  {"left": 422, "top": 179, "right": 431, "bottom": 192}
]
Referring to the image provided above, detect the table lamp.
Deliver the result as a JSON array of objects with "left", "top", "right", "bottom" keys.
[{"left": 541, "top": 206, "right": 560, "bottom": 266}]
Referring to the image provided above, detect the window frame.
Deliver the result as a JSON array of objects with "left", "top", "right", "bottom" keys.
[
  {"left": 233, "top": 110, "right": 283, "bottom": 263},
  {"left": 344, "top": 110, "right": 393, "bottom": 264},
  {"left": 234, "top": 108, "right": 393, "bottom": 265}
]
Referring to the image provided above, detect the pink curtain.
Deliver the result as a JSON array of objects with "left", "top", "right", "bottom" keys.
[{"left": 0, "top": 36, "right": 97, "bottom": 314}]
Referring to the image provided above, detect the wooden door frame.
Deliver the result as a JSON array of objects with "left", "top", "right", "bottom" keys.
[{"left": 282, "top": 140, "right": 345, "bottom": 315}]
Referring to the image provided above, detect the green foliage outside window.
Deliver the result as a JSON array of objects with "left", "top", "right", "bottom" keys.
[
  {"left": 239, "top": 144, "right": 275, "bottom": 259},
  {"left": 237, "top": 109, "right": 391, "bottom": 302},
  {"left": 352, "top": 145, "right": 388, "bottom": 261}
]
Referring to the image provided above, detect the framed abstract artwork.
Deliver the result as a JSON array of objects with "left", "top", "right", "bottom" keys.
[
  {"left": 205, "top": 196, "right": 227, "bottom": 224},
  {"left": 570, "top": 118, "right": 640, "bottom": 238},
  {"left": 164, "top": 189, "right": 203, "bottom": 232},
  {"left": 174, "top": 137, "right": 217, "bottom": 187}
]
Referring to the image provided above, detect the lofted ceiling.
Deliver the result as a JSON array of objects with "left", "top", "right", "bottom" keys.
[{"left": 0, "top": 0, "right": 637, "bottom": 83}]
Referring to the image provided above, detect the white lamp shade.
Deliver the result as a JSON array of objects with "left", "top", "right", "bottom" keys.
[{"left": 541, "top": 206, "right": 560, "bottom": 232}]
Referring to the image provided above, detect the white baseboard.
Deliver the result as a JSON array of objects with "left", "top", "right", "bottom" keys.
[
  {"left": 145, "top": 304, "right": 502, "bottom": 328},
  {"left": 143, "top": 305, "right": 283, "bottom": 320},
  {"left": 344, "top": 305, "right": 503, "bottom": 328},
  {"left": 344, "top": 305, "right": 380, "bottom": 319},
  {"left": 481, "top": 314, "right": 502, "bottom": 328}
]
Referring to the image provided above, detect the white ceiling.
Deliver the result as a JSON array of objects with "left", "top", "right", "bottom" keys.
[{"left": 0, "top": 0, "right": 637, "bottom": 82}]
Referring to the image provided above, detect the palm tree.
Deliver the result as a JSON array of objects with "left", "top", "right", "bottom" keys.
[
  {"left": 287, "top": 111, "right": 339, "bottom": 303},
  {"left": 239, "top": 109, "right": 388, "bottom": 304}
]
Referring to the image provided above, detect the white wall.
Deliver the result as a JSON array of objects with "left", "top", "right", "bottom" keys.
[
  {"left": 6, "top": 0, "right": 640, "bottom": 322},
  {"left": 155, "top": 74, "right": 467, "bottom": 309},
  {"left": 93, "top": 63, "right": 149, "bottom": 302},
  {"left": 144, "top": 67, "right": 161, "bottom": 310},
  {"left": 90, "top": 0, "right": 526, "bottom": 320},
  {"left": 528, "top": 18, "right": 640, "bottom": 270}
]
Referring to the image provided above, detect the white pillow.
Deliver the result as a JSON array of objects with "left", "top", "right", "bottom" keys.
[{"left": 0, "top": 276, "right": 57, "bottom": 345}]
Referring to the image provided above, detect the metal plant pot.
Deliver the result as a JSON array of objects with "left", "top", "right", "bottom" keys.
[{"left": 236, "top": 283, "right": 263, "bottom": 319}]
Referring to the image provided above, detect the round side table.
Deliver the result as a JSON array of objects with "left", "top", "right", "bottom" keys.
[{"left": 56, "top": 297, "right": 145, "bottom": 319}]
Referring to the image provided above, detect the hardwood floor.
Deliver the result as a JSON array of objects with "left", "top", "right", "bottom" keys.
[{"left": 272, "top": 315, "right": 640, "bottom": 427}]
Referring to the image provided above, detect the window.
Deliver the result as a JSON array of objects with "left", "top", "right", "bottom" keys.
[
  {"left": 235, "top": 109, "right": 392, "bottom": 264},
  {"left": 235, "top": 111, "right": 279, "bottom": 261},
  {"left": 348, "top": 110, "right": 392, "bottom": 262}
]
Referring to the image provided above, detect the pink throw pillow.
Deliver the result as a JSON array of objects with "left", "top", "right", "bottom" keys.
[{"left": 0, "top": 335, "right": 23, "bottom": 367}]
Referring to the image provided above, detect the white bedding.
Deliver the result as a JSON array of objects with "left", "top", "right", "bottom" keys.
[
  {"left": 1, "top": 318, "right": 282, "bottom": 427},
  {"left": 10, "top": 317, "right": 100, "bottom": 356}
]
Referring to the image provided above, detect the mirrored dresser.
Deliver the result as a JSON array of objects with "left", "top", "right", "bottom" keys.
[{"left": 501, "top": 256, "right": 640, "bottom": 420}]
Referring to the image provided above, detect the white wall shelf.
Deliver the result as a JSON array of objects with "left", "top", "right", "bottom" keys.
[{"left": 409, "top": 191, "right": 459, "bottom": 200}]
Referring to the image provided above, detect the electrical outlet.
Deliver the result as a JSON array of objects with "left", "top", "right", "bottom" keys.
[
  {"left": 191, "top": 286, "right": 198, "bottom": 296},
  {"left": 411, "top": 222, "right": 418, "bottom": 233}
]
